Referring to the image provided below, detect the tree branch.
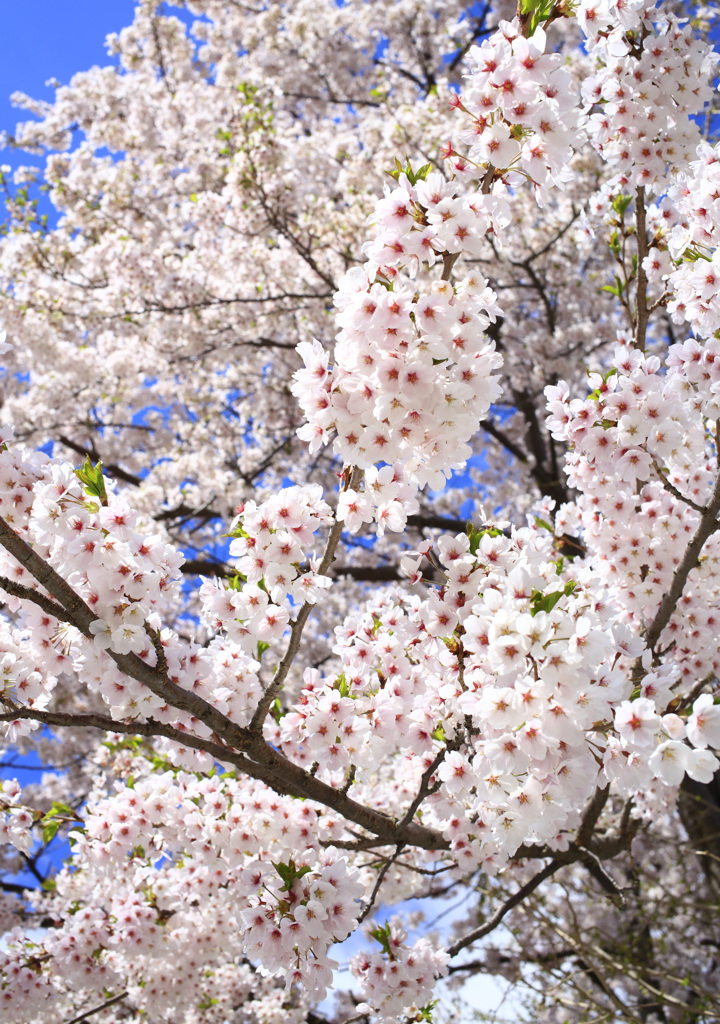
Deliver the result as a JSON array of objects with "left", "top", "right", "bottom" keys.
[
  {"left": 642, "top": 459, "right": 720, "bottom": 653},
  {"left": 62, "top": 991, "right": 128, "bottom": 1024},
  {"left": 0, "top": 574, "right": 75, "bottom": 624},
  {"left": 248, "top": 467, "right": 363, "bottom": 733},
  {"left": 446, "top": 859, "right": 564, "bottom": 956},
  {"left": 634, "top": 186, "right": 649, "bottom": 351}
]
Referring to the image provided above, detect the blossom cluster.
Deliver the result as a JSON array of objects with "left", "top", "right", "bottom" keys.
[
  {"left": 350, "top": 920, "right": 449, "bottom": 1023},
  {"left": 659, "top": 143, "right": 720, "bottom": 337},
  {"left": 282, "top": 522, "right": 638, "bottom": 872},
  {"left": 0, "top": 779, "right": 33, "bottom": 855},
  {"left": 3, "top": 0, "right": 720, "bottom": 1020},
  {"left": 580, "top": 1, "right": 715, "bottom": 192},
  {"left": 0, "top": 434, "right": 269, "bottom": 753},
  {"left": 458, "top": 19, "right": 580, "bottom": 192},
  {"left": 200, "top": 484, "right": 333, "bottom": 654},
  {"left": 292, "top": 171, "right": 503, "bottom": 525},
  {"left": 546, "top": 343, "right": 720, "bottom": 685},
  {"left": 240, "top": 849, "right": 364, "bottom": 999},
  {"left": 55, "top": 766, "right": 363, "bottom": 1004}
]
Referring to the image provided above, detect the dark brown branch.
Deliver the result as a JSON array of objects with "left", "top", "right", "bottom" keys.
[
  {"left": 1, "top": 705, "right": 447, "bottom": 852},
  {"left": 248, "top": 467, "right": 364, "bottom": 733},
  {"left": 180, "top": 557, "right": 234, "bottom": 578},
  {"left": 577, "top": 786, "right": 610, "bottom": 848},
  {"left": 331, "top": 565, "right": 401, "bottom": 582},
  {"left": 634, "top": 186, "right": 649, "bottom": 351},
  {"left": 1, "top": 880, "right": 33, "bottom": 895},
  {"left": 57, "top": 436, "right": 143, "bottom": 487},
  {"left": 407, "top": 513, "right": 477, "bottom": 531},
  {"left": 650, "top": 458, "right": 706, "bottom": 515},
  {"left": 446, "top": 6, "right": 494, "bottom": 72},
  {"left": 480, "top": 415, "right": 529, "bottom": 465},
  {"left": 446, "top": 860, "right": 564, "bottom": 956},
  {"left": 0, "top": 516, "right": 253, "bottom": 753},
  {"left": 62, "top": 991, "right": 128, "bottom": 1024},
  {"left": 155, "top": 501, "right": 221, "bottom": 525},
  {"left": 642, "top": 461, "right": 720, "bottom": 652},
  {"left": 0, "top": 574, "right": 75, "bottom": 624},
  {"left": 357, "top": 844, "right": 405, "bottom": 924}
]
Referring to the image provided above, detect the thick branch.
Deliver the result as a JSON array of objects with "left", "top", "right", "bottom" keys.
[
  {"left": 0, "top": 574, "right": 75, "bottom": 624},
  {"left": 1, "top": 709, "right": 447, "bottom": 852},
  {"left": 577, "top": 786, "right": 610, "bottom": 848},
  {"left": 0, "top": 517, "right": 252, "bottom": 753}
]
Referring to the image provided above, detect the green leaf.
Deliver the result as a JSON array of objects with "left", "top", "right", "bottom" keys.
[
  {"left": 272, "top": 858, "right": 312, "bottom": 892},
  {"left": 682, "top": 244, "right": 712, "bottom": 263},
  {"left": 271, "top": 697, "right": 285, "bottom": 724},
  {"left": 533, "top": 516, "right": 554, "bottom": 533},
  {"left": 529, "top": 583, "right": 575, "bottom": 616},
  {"left": 601, "top": 275, "right": 624, "bottom": 299},
  {"left": 74, "top": 456, "right": 108, "bottom": 505},
  {"left": 42, "top": 820, "right": 60, "bottom": 845},
  {"left": 226, "top": 572, "right": 247, "bottom": 591},
  {"left": 611, "top": 193, "right": 633, "bottom": 217},
  {"left": 385, "top": 158, "right": 432, "bottom": 187},
  {"left": 369, "top": 922, "right": 396, "bottom": 958},
  {"left": 467, "top": 522, "right": 503, "bottom": 555},
  {"left": 198, "top": 997, "right": 220, "bottom": 1010},
  {"left": 519, "top": 0, "right": 561, "bottom": 33},
  {"left": 48, "top": 801, "right": 72, "bottom": 816}
]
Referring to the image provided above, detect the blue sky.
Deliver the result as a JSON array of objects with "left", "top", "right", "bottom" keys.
[{"left": 0, "top": 1, "right": 136, "bottom": 148}]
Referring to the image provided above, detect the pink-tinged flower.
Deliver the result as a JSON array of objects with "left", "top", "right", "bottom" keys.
[
  {"left": 474, "top": 122, "right": 522, "bottom": 168},
  {"left": 649, "top": 740, "right": 689, "bottom": 786},
  {"left": 375, "top": 499, "right": 407, "bottom": 536},
  {"left": 89, "top": 618, "right": 113, "bottom": 649},
  {"left": 110, "top": 621, "right": 147, "bottom": 656},
  {"left": 615, "top": 698, "right": 661, "bottom": 748},
  {"left": 685, "top": 748, "right": 720, "bottom": 784},
  {"left": 292, "top": 570, "right": 332, "bottom": 605},
  {"left": 438, "top": 751, "right": 474, "bottom": 794},
  {"left": 98, "top": 498, "right": 139, "bottom": 540},
  {"left": 255, "top": 605, "right": 290, "bottom": 642},
  {"left": 337, "top": 489, "right": 373, "bottom": 533},
  {"left": 687, "top": 693, "right": 720, "bottom": 749}
]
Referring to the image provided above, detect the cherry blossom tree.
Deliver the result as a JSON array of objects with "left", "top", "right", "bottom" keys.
[{"left": 0, "top": 0, "right": 720, "bottom": 1021}]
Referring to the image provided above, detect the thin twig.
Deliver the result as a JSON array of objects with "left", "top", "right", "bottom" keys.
[
  {"left": 62, "top": 991, "right": 128, "bottom": 1024},
  {"left": 650, "top": 458, "right": 706, "bottom": 514},
  {"left": 633, "top": 186, "right": 649, "bottom": 350},
  {"left": 357, "top": 844, "right": 405, "bottom": 924},
  {"left": 249, "top": 466, "right": 363, "bottom": 733},
  {"left": 446, "top": 859, "right": 563, "bottom": 956},
  {"left": 642, "top": 465, "right": 720, "bottom": 653}
]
